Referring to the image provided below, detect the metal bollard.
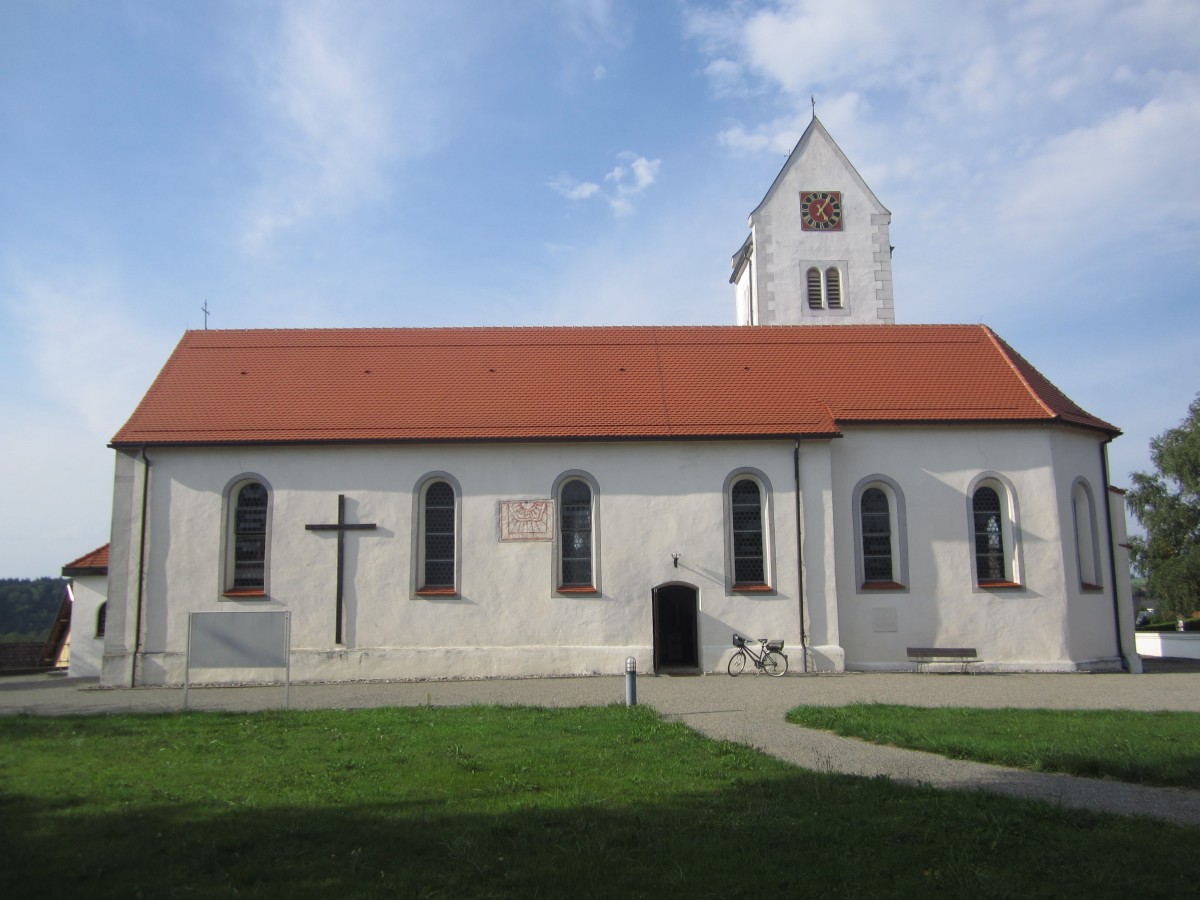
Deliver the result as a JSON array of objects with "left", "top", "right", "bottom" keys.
[{"left": 625, "top": 656, "right": 637, "bottom": 707}]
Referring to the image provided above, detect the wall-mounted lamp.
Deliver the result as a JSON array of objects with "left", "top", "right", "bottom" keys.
[{"left": 671, "top": 553, "right": 681, "bottom": 568}]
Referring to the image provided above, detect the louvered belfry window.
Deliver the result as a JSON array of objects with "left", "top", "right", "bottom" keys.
[
  {"left": 860, "top": 488, "right": 893, "bottom": 582},
  {"left": 806, "top": 267, "right": 823, "bottom": 309},
  {"left": 807, "top": 266, "right": 843, "bottom": 309},
  {"left": 732, "top": 478, "right": 765, "bottom": 585},
  {"left": 825, "top": 267, "right": 842, "bottom": 308},
  {"left": 559, "top": 480, "right": 593, "bottom": 587},
  {"left": 234, "top": 482, "right": 268, "bottom": 589},
  {"left": 973, "top": 487, "right": 1005, "bottom": 582},
  {"left": 423, "top": 481, "right": 456, "bottom": 588}
]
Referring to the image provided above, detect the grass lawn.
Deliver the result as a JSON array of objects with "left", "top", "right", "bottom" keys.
[
  {"left": 786, "top": 704, "right": 1200, "bottom": 788},
  {"left": 1, "top": 705, "right": 1196, "bottom": 898}
]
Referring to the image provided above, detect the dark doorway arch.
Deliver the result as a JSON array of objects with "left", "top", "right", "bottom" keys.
[{"left": 652, "top": 583, "right": 700, "bottom": 673}]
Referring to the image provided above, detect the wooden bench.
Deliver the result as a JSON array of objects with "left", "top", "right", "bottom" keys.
[{"left": 906, "top": 647, "right": 979, "bottom": 674}]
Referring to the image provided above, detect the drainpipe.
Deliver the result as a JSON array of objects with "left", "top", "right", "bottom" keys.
[
  {"left": 794, "top": 441, "right": 809, "bottom": 672},
  {"left": 749, "top": 257, "right": 757, "bottom": 326},
  {"left": 1099, "top": 440, "right": 1128, "bottom": 670},
  {"left": 133, "top": 445, "right": 151, "bottom": 685}
]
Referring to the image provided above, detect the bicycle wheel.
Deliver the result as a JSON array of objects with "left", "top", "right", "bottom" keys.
[
  {"left": 727, "top": 650, "right": 747, "bottom": 676},
  {"left": 762, "top": 651, "right": 788, "bottom": 677}
]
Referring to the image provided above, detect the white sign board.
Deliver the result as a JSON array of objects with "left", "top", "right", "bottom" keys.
[{"left": 185, "top": 610, "right": 291, "bottom": 709}]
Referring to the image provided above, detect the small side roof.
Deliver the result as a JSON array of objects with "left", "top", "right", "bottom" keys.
[
  {"left": 62, "top": 544, "right": 109, "bottom": 577},
  {"left": 729, "top": 233, "right": 753, "bottom": 284}
]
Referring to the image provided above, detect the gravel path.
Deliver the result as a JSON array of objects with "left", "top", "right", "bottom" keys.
[{"left": 4, "top": 669, "right": 1199, "bottom": 826}]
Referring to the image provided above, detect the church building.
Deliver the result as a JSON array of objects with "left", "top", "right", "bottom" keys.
[{"left": 99, "top": 118, "right": 1139, "bottom": 687}]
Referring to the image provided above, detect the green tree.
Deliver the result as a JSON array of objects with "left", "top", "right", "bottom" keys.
[
  {"left": 1127, "top": 393, "right": 1200, "bottom": 626},
  {"left": 0, "top": 578, "right": 68, "bottom": 641}
]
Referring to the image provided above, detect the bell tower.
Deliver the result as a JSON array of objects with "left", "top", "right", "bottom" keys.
[{"left": 732, "top": 117, "right": 895, "bottom": 325}]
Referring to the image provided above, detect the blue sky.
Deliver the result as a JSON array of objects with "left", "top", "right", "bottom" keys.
[{"left": 1, "top": 0, "right": 1197, "bottom": 578}]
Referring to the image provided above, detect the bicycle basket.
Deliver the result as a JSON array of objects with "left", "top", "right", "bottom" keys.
[
  {"left": 732, "top": 633, "right": 746, "bottom": 648},
  {"left": 765, "top": 639, "right": 784, "bottom": 652}
]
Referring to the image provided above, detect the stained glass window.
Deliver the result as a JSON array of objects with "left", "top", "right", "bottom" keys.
[
  {"left": 233, "top": 482, "right": 267, "bottom": 589},
  {"left": 861, "top": 487, "right": 893, "bottom": 582},
  {"left": 559, "top": 480, "right": 593, "bottom": 587},
  {"left": 732, "top": 478, "right": 765, "bottom": 585},
  {"left": 424, "top": 481, "right": 455, "bottom": 588},
  {"left": 973, "top": 487, "right": 1005, "bottom": 583}
]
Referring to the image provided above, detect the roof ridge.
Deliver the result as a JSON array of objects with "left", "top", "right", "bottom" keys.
[
  {"left": 185, "top": 323, "right": 984, "bottom": 334},
  {"left": 980, "top": 325, "right": 1057, "bottom": 419}
]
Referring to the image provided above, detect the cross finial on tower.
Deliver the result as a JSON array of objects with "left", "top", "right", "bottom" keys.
[{"left": 811, "top": 94, "right": 816, "bottom": 118}]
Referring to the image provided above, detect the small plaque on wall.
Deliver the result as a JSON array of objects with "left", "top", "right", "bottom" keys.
[
  {"left": 871, "top": 608, "right": 898, "bottom": 634},
  {"left": 498, "top": 500, "right": 554, "bottom": 542}
]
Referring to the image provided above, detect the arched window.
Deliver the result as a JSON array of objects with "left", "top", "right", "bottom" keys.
[
  {"left": 973, "top": 487, "right": 1005, "bottom": 583},
  {"left": 95, "top": 602, "right": 107, "bottom": 639},
  {"left": 1072, "top": 480, "right": 1101, "bottom": 590},
  {"left": 226, "top": 478, "right": 270, "bottom": 595},
  {"left": 969, "top": 476, "right": 1020, "bottom": 587},
  {"left": 731, "top": 478, "right": 766, "bottom": 586},
  {"left": 854, "top": 476, "right": 907, "bottom": 591},
  {"left": 861, "top": 488, "right": 893, "bottom": 582},
  {"left": 422, "top": 481, "right": 456, "bottom": 590},
  {"left": 559, "top": 479, "right": 594, "bottom": 589}
]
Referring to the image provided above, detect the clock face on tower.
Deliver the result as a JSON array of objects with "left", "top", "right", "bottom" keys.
[{"left": 800, "top": 190, "right": 842, "bottom": 231}]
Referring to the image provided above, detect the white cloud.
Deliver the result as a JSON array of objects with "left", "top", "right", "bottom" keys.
[
  {"left": 549, "top": 175, "right": 602, "bottom": 201},
  {"left": 549, "top": 151, "right": 661, "bottom": 216},
  {"left": 240, "top": 4, "right": 395, "bottom": 247},
  {"left": 559, "top": 0, "right": 624, "bottom": 46},
  {"left": 718, "top": 120, "right": 795, "bottom": 155},
  {"left": 605, "top": 153, "right": 661, "bottom": 216},
  {"left": 609, "top": 153, "right": 659, "bottom": 192},
  {"left": 236, "top": 2, "right": 469, "bottom": 249},
  {"left": 998, "top": 75, "right": 1200, "bottom": 251},
  {"left": 739, "top": 0, "right": 911, "bottom": 93},
  {"left": 690, "top": 0, "right": 1200, "bottom": 146},
  {"left": 4, "top": 270, "right": 174, "bottom": 436},
  {"left": 717, "top": 91, "right": 868, "bottom": 158},
  {"left": 704, "top": 58, "right": 747, "bottom": 96},
  {"left": 594, "top": 64, "right": 608, "bottom": 81}
]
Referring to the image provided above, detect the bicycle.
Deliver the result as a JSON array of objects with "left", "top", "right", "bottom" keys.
[{"left": 727, "top": 633, "right": 788, "bottom": 676}]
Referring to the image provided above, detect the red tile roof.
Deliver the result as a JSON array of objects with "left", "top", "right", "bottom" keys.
[
  {"left": 110, "top": 325, "right": 1118, "bottom": 446},
  {"left": 62, "top": 544, "right": 109, "bottom": 576}
]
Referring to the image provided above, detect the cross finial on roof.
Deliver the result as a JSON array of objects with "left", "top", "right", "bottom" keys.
[
  {"left": 811, "top": 94, "right": 816, "bottom": 118},
  {"left": 201, "top": 300, "right": 211, "bottom": 330}
]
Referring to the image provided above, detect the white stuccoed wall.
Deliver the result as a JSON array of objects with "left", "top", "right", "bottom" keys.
[
  {"left": 104, "top": 441, "right": 806, "bottom": 686},
  {"left": 101, "top": 451, "right": 144, "bottom": 687},
  {"left": 66, "top": 575, "right": 107, "bottom": 678},
  {"left": 829, "top": 425, "right": 1129, "bottom": 671},
  {"left": 101, "top": 424, "right": 1129, "bottom": 686}
]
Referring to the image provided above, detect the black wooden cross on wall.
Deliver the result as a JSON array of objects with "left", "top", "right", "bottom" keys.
[{"left": 305, "top": 494, "right": 377, "bottom": 645}]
